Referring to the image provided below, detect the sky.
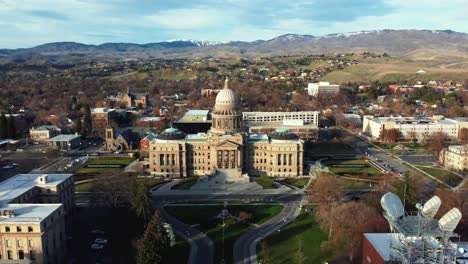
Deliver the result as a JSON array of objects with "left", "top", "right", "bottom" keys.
[{"left": 0, "top": 0, "right": 467, "bottom": 48}]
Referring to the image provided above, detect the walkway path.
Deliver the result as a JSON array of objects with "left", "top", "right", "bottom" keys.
[{"left": 158, "top": 205, "right": 214, "bottom": 264}]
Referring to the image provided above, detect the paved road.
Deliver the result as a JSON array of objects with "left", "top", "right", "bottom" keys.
[
  {"left": 157, "top": 205, "right": 214, "bottom": 264},
  {"left": 233, "top": 201, "right": 301, "bottom": 264}
]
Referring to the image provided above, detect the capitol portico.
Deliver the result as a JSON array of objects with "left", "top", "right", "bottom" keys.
[{"left": 148, "top": 78, "right": 304, "bottom": 178}]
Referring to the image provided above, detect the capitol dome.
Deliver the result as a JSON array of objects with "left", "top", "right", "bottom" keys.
[
  {"left": 211, "top": 77, "right": 243, "bottom": 134},
  {"left": 214, "top": 77, "right": 240, "bottom": 113}
]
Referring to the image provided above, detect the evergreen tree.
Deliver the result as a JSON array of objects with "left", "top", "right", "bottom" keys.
[
  {"left": 136, "top": 211, "right": 170, "bottom": 264},
  {"left": 7, "top": 116, "right": 16, "bottom": 139},
  {"left": 131, "top": 184, "right": 153, "bottom": 226},
  {"left": 0, "top": 113, "right": 6, "bottom": 139},
  {"left": 83, "top": 104, "right": 92, "bottom": 136},
  {"left": 75, "top": 117, "right": 82, "bottom": 135},
  {"left": 395, "top": 172, "right": 419, "bottom": 211}
]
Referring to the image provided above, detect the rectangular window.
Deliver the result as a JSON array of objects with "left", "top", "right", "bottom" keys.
[
  {"left": 5, "top": 226, "right": 10, "bottom": 232},
  {"left": 18, "top": 250, "right": 24, "bottom": 259},
  {"left": 17, "top": 240, "right": 22, "bottom": 247},
  {"left": 7, "top": 250, "right": 12, "bottom": 260},
  {"left": 16, "top": 226, "right": 21, "bottom": 232},
  {"left": 29, "top": 240, "right": 34, "bottom": 247},
  {"left": 28, "top": 226, "right": 33, "bottom": 232},
  {"left": 30, "top": 250, "right": 36, "bottom": 260}
]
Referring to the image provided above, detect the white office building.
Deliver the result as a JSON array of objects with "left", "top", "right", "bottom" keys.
[
  {"left": 305, "top": 82, "right": 340, "bottom": 96},
  {"left": 363, "top": 115, "right": 468, "bottom": 142}
]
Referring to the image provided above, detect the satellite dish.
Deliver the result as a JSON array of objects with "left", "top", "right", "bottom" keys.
[
  {"left": 381, "top": 192, "right": 405, "bottom": 220},
  {"left": 438, "top": 208, "right": 462, "bottom": 233},
  {"left": 421, "top": 195, "right": 441, "bottom": 219}
]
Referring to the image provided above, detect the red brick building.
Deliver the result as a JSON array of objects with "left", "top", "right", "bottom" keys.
[
  {"left": 139, "top": 133, "right": 157, "bottom": 151},
  {"left": 91, "top": 108, "right": 117, "bottom": 133}
]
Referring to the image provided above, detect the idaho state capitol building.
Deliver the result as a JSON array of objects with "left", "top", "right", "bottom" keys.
[{"left": 148, "top": 78, "right": 304, "bottom": 178}]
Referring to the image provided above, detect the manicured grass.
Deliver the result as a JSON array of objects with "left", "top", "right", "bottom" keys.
[
  {"left": 171, "top": 177, "right": 198, "bottom": 190},
  {"left": 306, "top": 142, "right": 355, "bottom": 154},
  {"left": 282, "top": 178, "right": 309, "bottom": 189},
  {"left": 165, "top": 204, "right": 283, "bottom": 264},
  {"left": 341, "top": 178, "right": 375, "bottom": 190},
  {"left": 256, "top": 175, "right": 277, "bottom": 189},
  {"left": 76, "top": 167, "right": 123, "bottom": 174},
  {"left": 75, "top": 178, "right": 164, "bottom": 192},
  {"left": 76, "top": 157, "right": 134, "bottom": 174},
  {"left": 86, "top": 157, "right": 134, "bottom": 165},
  {"left": 74, "top": 182, "right": 94, "bottom": 192},
  {"left": 415, "top": 166, "right": 463, "bottom": 187},
  {"left": 323, "top": 159, "right": 381, "bottom": 175},
  {"left": 257, "top": 209, "right": 335, "bottom": 264}
]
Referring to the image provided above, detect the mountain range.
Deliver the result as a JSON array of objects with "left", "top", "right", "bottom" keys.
[{"left": 1, "top": 30, "right": 468, "bottom": 64}]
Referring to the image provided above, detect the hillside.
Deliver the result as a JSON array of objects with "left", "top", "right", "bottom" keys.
[{"left": 1, "top": 30, "right": 468, "bottom": 66}]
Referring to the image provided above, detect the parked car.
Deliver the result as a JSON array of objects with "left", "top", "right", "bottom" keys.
[
  {"left": 94, "top": 238, "right": 108, "bottom": 244},
  {"left": 91, "top": 244, "right": 104, "bottom": 250}
]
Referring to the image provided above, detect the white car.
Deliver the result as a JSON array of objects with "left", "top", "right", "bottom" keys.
[
  {"left": 2, "top": 165, "right": 14, "bottom": 169},
  {"left": 94, "top": 238, "right": 108, "bottom": 244},
  {"left": 91, "top": 244, "right": 104, "bottom": 250}
]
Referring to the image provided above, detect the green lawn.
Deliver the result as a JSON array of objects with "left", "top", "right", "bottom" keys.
[
  {"left": 323, "top": 159, "right": 381, "bottom": 176},
  {"left": 256, "top": 175, "right": 278, "bottom": 189},
  {"left": 75, "top": 178, "right": 165, "bottom": 192},
  {"left": 306, "top": 142, "right": 355, "bottom": 154},
  {"left": 415, "top": 166, "right": 463, "bottom": 187},
  {"left": 282, "top": 178, "right": 309, "bottom": 189},
  {"left": 257, "top": 209, "right": 335, "bottom": 264},
  {"left": 76, "top": 157, "right": 134, "bottom": 174},
  {"left": 165, "top": 204, "right": 283, "bottom": 264},
  {"left": 341, "top": 178, "right": 375, "bottom": 190},
  {"left": 171, "top": 177, "right": 198, "bottom": 190},
  {"left": 85, "top": 157, "right": 134, "bottom": 165}
]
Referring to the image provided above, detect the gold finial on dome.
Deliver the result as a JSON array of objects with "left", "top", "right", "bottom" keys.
[{"left": 224, "top": 76, "right": 229, "bottom": 89}]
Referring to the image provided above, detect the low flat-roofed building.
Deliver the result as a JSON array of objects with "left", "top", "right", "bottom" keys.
[
  {"left": 0, "top": 174, "right": 74, "bottom": 263},
  {"left": 248, "top": 121, "right": 318, "bottom": 141},
  {"left": 244, "top": 111, "right": 319, "bottom": 141},
  {"left": 46, "top": 134, "right": 81, "bottom": 151},
  {"left": 242, "top": 111, "right": 319, "bottom": 126},
  {"left": 363, "top": 115, "right": 468, "bottom": 142},
  {"left": 30, "top": 125, "right": 61, "bottom": 142},
  {"left": 173, "top": 110, "right": 212, "bottom": 134},
  {"left": 305, "top": 82, "right": 340, "bottom": 96},
  {"left": 440, "top": 144, "right": 468, "bottom": 171}
]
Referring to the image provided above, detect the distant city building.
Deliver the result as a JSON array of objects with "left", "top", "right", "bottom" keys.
[
  {"left": 105, "top": 127, "right": 150, "bottom": 151},
  {"left": 363, "top": 115, "right": 468, "bottom": 142},
  {"left": 105, "top": 88, "right": 149, "bottom": 109},
  {"left": 46, "top": 134, "right": 81, "bottom": 150},
  {"left": 91, "top": 108, "right": 117, "bottom": 133},
  {"left": 439, "top": 145, "right": 467, "bottom": 171},
  {"left": 148, "top": 78, "right": 304, "bottom": 178},
  {"left": 305, "top": 81, "right": 340, "bottom": 96},
  {"left": 30, "top": 125, "right": 62, "bottom": 142},
  {"left": 201, "top": 88, "right": 221, "bottom": 97},
  {"left": 135, "top": 116, "right": 168, "bottom": 131},
  {"left": 173, "top": 110, "right": 212, "bottom": 134},
  {"left": 242, "top": 111, "right": 319, "bottom": 126},
  {"left": 0, "top": 174, "right": 74, "bottom": 263}
]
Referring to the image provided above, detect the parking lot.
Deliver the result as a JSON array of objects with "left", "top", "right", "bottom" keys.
[{"left": 0, "top": 148, "right": 55, "bottom": 180}]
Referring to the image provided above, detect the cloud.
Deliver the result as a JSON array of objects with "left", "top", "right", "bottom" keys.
[
  {"left": 26, "top": 10, "right": 68, "bottom": 20},
  {"left": 0, "top": 0, "right": 467, "bottom": 48},
  {"left": 145, "top": 8, "right": 224, "bottom": 30}
]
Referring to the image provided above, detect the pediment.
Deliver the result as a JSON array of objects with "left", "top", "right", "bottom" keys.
[{"left": 214, "top": 140, "right": 242, "bottom": 148}]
